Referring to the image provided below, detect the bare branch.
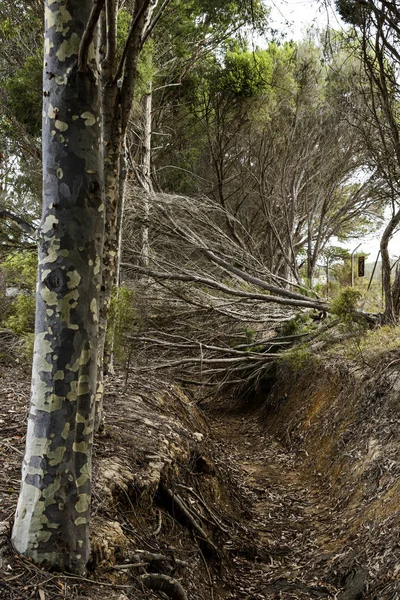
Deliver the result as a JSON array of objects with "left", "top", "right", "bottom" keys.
[
  {"left": 121, "top": 263, "right": 328, "bottom": 310},
  {"left": 141, "top": 0, "right": 172, "bottom": 49},
  {"left": 114, "top": 0, "right": 152, "bottom": 84},
  {"left": 0, "top": 209, "right": 37, "bottom": 236}
]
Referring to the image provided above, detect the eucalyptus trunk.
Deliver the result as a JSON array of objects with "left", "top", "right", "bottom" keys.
[
  {"left": 12, "top": 0, "right": 103, "bottom": 573},
  {"left": 95, "top": 0, "right": 152, "bottom": 429},
  {"left": 95, "top": 91, "right": 122, "bottom": 429},
  {"left": 102, "top": 142, "right": 128, "bottom": 376},
  {"left": 93, "top": 0, "right": 120, "bottom": 428},
  {"left": 141, "top": 82, "right": 153, "bottom": 266}
]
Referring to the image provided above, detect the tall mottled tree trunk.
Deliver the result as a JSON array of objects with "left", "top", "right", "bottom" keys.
[
  {"left": 102, "top": 141, "right": 128, "bottom": 376},
  {"left": 95, "top": 0, "right": 154, "bottom": 429},
  {"left": 95, "top": 86, "right": 121, "bottom": 429},
  {"left": 94, "top": 0, "right": 120, "bottom": 428},
  {"left": 12, "top": 0, "right": 103, "bottom": 573}
]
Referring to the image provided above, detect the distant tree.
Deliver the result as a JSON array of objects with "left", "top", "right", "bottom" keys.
[
  {"left": 152, "top": 40, "right": 382, "bottom": 284},
  {"left": 335, "top": 0, "right": 400, "bottom": 321},
  {"left": 0, "top": 0, "right": 42, "bottom": 251}
]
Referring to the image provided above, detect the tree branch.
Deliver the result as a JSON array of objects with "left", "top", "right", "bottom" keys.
[
  {"left": 141, "top": 0, "right": 171, "bottom": 49},
  {"left": 114, "top": 0, "right": 152, "bottom": 84},
  {"left": 201, "top": 248, "right": 319, "bottom": 303},
  {"left": 121, "top": 263, "right": 328, "bottom": 310},
  {"left": 78, "top": 0, "right": 106, "bottom": 72},
  {"left": 0, "top": 210, "right": 37, "bottom": 236}
]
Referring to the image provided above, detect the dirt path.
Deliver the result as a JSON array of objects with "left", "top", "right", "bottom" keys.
[
  {"left": 0, "top": 365, "right": 366, "bottom": 600},
  {"left": 210, "top": 411, "right": 341, "bottom": 600}
]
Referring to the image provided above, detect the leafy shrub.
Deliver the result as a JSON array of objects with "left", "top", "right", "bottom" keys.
[
  {"left": 107, "top": 285, "right": 137, "bottom": 363},
  {"left": 4, "top": 295, "right": 35, "bottom": 335},
  {"left": 1, "top": 251, "right": 37, "bottom": 361},
  {"left": 330, "top": 288, "right": 362, "bottom": 321},
  {"left": 1, "top": 251, "right": 37, "bottom": 291},
  {"left": 330, "top": 288, "right": 368, "bottom": 344},
  {"left": 281, "top": 344, "right": 313, "bottom": 371},
  {"left": 280, "top": 312, "right": 314, "bottom": 336}
]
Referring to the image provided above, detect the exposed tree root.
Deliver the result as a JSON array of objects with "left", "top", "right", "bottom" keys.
[
  {"left": 140, "top": 573, "right": 188, "bottom": 600},
  {"left": 157, "top": 484, "right": 221, "bottom": 564}
]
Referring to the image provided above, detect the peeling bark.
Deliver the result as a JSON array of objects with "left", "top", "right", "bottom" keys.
[{"left": 12, "top": 0, "right": 103, "bottom": 574}]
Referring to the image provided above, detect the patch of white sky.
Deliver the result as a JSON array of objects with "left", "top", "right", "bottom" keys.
[
  {"left": 268, "top": 0, "right": 343, "bottom": 41},
  {"left": 255, "top": 0, "right": 400, "bottom": 262}
]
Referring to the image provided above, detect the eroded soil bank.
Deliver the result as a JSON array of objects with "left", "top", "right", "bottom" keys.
[{"left": 1, "top": 355, "right": 400, "bottom": 599}]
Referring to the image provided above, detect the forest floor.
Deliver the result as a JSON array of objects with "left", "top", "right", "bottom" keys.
[
  {"left": 209, "top": 410, "right": 344, "bottom": 600},
  {"left": 0, "top": 360, "right": 396, "bottom": 599}
]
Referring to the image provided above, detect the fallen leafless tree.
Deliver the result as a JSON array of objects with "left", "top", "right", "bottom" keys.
[{"left": 117, "top": 189, "right": 367, "bottom": 397}]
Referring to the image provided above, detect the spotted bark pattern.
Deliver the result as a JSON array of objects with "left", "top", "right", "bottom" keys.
[
  {"left": 12, "top": 0, "right": 103, "bottom": 574},
  {"left": 94, "top": 0, "right": 150, "bottom": 429}
]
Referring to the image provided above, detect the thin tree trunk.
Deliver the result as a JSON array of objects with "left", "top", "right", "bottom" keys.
[
  {"left": 95, "top": 0, "right": 121, "bottom": 429},
  {"left": 141, "top": 81, "right": 153, "bottom": 266},
  {"left": 392, "top": 263, "right": 400, "bottom": 316},
  {"left": 95, "top": 0, "right": 154, "bottom": 430},
  {"left": 12, "top": 0, "right": 103, "bottom": 573},
  {"left": 381, "top": 209, "right": 400, "bottom": 322},
  {"left": 95, "top": 102, "right": 122, "bottom": 430},
  {"left": 307, "top": 226, "right": 313, "bottom": 286},
  {"left": 103, "top": 141, "right": 128, "bottom": 375}
]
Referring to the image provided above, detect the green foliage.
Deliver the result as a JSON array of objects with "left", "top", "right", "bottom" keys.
[
  {"left": 280, "top": 312, "right": 314, "bottom": 336},
  {"left": 107, "top": 285, "right": 137, "bottom": 362},
  {"left": 221, "top": 49, "right": 273, "bottom": 97},
  {"left": 298, "top": 281, "right": 317, "bottom": 298},
  {"left": 5, "top": 50, "right": 42, "bottom": 137},
  {"left": 1, "top": 251, "right": 37, "bottom": 360},
  {"left": 330, "top": 287, "right": 368, "bottom": 342},
  {"left": 322, "top": 245, "right": 351, "bottom": 263},
  {"left": 117, "top": 9, "right": 131, "bottom": 60},
  {"left": 1, "top": 251, "right": 37, "bottom": 291},
  {"left": 335, "top": 0, "right": 364, "bottom": 25},
  {"left": 2, "top": 294, "right": 35, "bottom": 362},
  {"left": 4, "top": 294, "right": 35, "bottom": 336},
  {"left": 281, "top": 344, "right": 312, "bottom": 371},
  {"left": 158, "top": 0, "right": 268, "bottom": 62},
  {"left": 330, "top": 288, "right": 362, "bottom": 321},
  {"left": 136, "top": 39, "right": 156, "bottom": 99},
  {"left": 243, "top": 326, "right": 256, "bottom": 343}
]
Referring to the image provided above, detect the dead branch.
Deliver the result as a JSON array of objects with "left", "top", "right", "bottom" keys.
[
  {"left": 159, "top": 485, "right": 221, "bottom": 562},
  {"left": 0, "top": 210, "right": 36, "bottom": 236},
  {"left": 177, "top": 484, "right": 230, "bottom": 534},
  {"left": 122, "top": 263, "right": 328, "bottom": 310}
]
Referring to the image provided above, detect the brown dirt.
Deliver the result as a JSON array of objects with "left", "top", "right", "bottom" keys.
[
  {"left": 210, "top": 411, "right": 339, "bottom": 599},
  {"left": 0, "top": 366, "right": 218, "bottom": 600},
  {"left": 2, "top": 357, "right": 400, "bottom": 599}
]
